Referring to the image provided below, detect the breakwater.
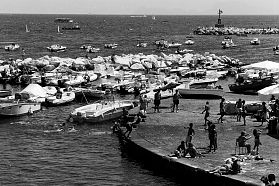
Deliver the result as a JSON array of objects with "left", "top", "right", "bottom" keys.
[{"left": 194, "top": 26, "right": 279, "bottom": 36}]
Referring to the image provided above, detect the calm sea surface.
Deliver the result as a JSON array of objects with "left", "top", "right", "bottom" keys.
[{"left": 0, "top": 14, "right": 279, "bottom": 185}]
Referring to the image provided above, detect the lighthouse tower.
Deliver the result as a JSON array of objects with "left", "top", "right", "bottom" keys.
[{"left": 215, "top": 9, "right": 224, "bottom": 28}]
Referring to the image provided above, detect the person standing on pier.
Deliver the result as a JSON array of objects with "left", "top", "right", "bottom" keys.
[
  {"left": 260, "top": 102, "right": 268, "bottom": 126},
  {"left": 241, "top": 100, "right": 247, "bottom": 126},
  {"left": 172, "top": 89, "right": 181, "bottom": 113},
  {"left": 185, "top": 123, "right": 195, "bottom": 147},
  {"left": 235, "top": 99, "right": 242, "bottom": 122},
  {"left": 253, "top": 129, "right": 262, "bottom": 154},
  {"left": 208, "top": 124, "right": 217, "bottom": 152},
  {"left": 154, "top": 90, "right": 161, "bottom": 113},
  {"left": 202, "top": 101, "right": 210, "bottom": 128}
]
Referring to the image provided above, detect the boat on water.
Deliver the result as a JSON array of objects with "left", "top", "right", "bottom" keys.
[
  {"left": 0, "top": 90, "right": 12, "bottom": 97},
  {"left": 62, "top": 24, "right": 81, "bottom": 30},
  {"left": 177, "top": 78, "right": 224, "bottom": 99},
  {"left": 250, "top": 38, "right": 260, "bottom": 45},
  {"left": 175, "top": 48, "right": 193, "bottom": 54},
  {"left": 54, "top": 18, "right": 73, "bottom": 23},
  {"left": 73, "top": 88, "right": 106, "bottom": 100},
  {"left": 221, "top": 37, "right": 236, "bottom": 49},
  {"left": 0, "top": 101, "right": 41, "bottom": 117},
  {"left": 185, "top": 39, "right": 194, "bottom": 45},
  {"left": 86, "top": 47, "right": 100, "bottom": 53},
  {"left": 69, "top": 100, "right": 139, "bottom": 124},
  {"left": 47, "top": 44, "right": 67, "bottom": 52},
  {"left": 4, "top": 43, "right": 20, "bottom": 51},
  {"left": 228, "top": 76, "right": 275, "bottom": 94},
  {"left": 104, "top": 43, "right": 118, "bottom": 49},
  {"left": 167, "top": 42, "right": 182, "bottom": 48},
  {"left": 136, "top": 42, "right": 147, "bottom": 48},
  {"left": 45, "top": 91, "right": 75, "bottom": 106},
  {"left": 25, "top": 25, "right": 30, "bottom": 33}
]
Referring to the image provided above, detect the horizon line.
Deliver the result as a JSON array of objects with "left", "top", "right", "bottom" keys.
[{"left": 0, "top": 13, "right": 279, "bottom": 16}]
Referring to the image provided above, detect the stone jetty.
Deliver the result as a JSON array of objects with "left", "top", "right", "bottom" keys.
[{"left": 194, "top": 26, "right": 279, "bottom": 36}]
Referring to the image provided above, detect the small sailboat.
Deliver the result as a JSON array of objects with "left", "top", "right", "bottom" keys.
[
  {"left": 57, "top": 26, "right": 62, "bottom": 34},
  {"left": 25, "top": 25, "right": 30, "bottom": 33}
]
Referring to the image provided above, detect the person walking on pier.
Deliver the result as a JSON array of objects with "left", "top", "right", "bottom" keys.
[
  {"left": 202, "top": 101, "right": 210, "bottom": 128},
  {"left": 218, "top": 98, "right": 225, "bottom": 123}
]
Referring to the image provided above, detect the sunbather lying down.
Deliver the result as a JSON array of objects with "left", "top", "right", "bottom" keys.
[{"left": 209, "top": 157, "right": 241, "bottom": 175}]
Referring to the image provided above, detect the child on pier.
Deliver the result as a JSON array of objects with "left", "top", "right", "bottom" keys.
[
  {"left": 185, "top": 123, "right": 195, "bottom": 147},
  {"left": 253, "top": 129, "right": 262, "bottom": 154},
  {"left": 202, "top": 101, "right": 210, "bottom": 128}
]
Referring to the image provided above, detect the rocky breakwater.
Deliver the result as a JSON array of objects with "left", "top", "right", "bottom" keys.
[{"left": 194, "top": 26, "right": 279, "bottom": 36}]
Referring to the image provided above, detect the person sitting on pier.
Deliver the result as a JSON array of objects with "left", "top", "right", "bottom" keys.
[
  {"left": 237, "top": 131, "right": 252, "bottom": 154},
  {"left": 184, "top": 142, "right": 202, "bottom": 158},
  {"left": 130, "top": 113, "right": 142, "bottom": 128},
  {"left": 261, "top": 174, "right": 279, "bottom": 186},
  {"left": 174, "top": 141, "right": 186, "bottom": 157}
]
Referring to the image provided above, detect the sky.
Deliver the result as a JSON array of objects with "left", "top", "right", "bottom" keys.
[{"left": 0, "top": 0, "right": 278, "bottom": 15}]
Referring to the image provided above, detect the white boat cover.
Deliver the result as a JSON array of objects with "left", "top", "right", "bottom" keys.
[
  {"left": 241, "top": 60, "right": 279, "bottom": 73},
  {"left": 258, "top": 84, "right": 279, "bottom": 101},
  {"left": 20, "top": 84, "right": 47, "bottom": 98}
]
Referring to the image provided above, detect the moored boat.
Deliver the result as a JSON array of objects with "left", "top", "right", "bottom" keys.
[
  {"left": 250, "top": 38, "right": 260, "bottom": 45},
  {"left": 0, "top": 101, "right": 41, "bottom": 116},
  {"left": 0, "top": 90, "right": 12, "bottom": 97},
  {"left": 4, "top": 43, "right": 20, "bottom": 51},
  {"left": 47, "top": 44, "right": 67, "bottom": 52},
  {"left": 45, "top": 91, "right": 75, "bottom": 106},
  {"left": 185, "top": 39, "right": 194, "bottom": 45},
  {"left": 69, "top": 100, "right": 139, "bottom": 124},
  {"left": 228, "top": 76, "right": 275, "bottom": 94},
  {"left": 177, "top": 78, "right": 224, "bottom": 99}
]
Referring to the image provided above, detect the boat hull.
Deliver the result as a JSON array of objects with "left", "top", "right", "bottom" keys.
[
  {"left": 0, "top": 102, "right": 41, "bottom": 116},
  {"left": 178, "top": 88, "right": 224, "bottom": 99},
  {"left": 0, "top": 90, "right": 12, "bottom": 98},
  {"left": 69, "top": 101, "right": 139, "bottom": 124},
  {"left": 228, "top": 77, "right": 275, "bottom": 94}
]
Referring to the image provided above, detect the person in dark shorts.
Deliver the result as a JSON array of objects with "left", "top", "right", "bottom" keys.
[{"left": 172, "top": 89, "right": 181, "bottom": 112}]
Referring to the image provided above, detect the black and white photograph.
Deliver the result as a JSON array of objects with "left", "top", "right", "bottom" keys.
[{"left": 0, "top": 0, "right": 279, "bottom": 185}]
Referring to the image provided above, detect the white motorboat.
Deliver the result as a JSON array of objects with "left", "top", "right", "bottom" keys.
[
  {"left": 250, "top": 38, "right": 260, "bottom": 45},
  {"left": 185, "top": 39, "right": 194, "bottom": 45},
  {"left": 73, "top": 88, "right": 106, "bottom": 99},
  {"left": 104, "top": 43, "right": 118, "bottom": 49},
  {"left": 45, "top": 91, "right": 75, "bottom": 106},
  {"left": 86, "top": 47, "right": 100, "bottom": 53},
  {"left": 177, "top": 78, "right": 224, "bottom": 99},
  {"left": 47, "top": 44, "right": 67, "bottom": 52},
  {"left": 175, "top": 48, "right": 193, "bottom": 54},
  {"left": 0, "top": 90, "right": 12, "bottom": 97},
  {"left": 167, "top": 42, "right": 182, "bottom": 48},
  {"left": 136, "top": 42, "right": 147, "bottom": 47},
  {"left": 69, "top": 100, "right": 139, "bottom": 124},
  {"left": 0, "top": 101, "right": 41, "bottom": 116},
  {"left": 4, "top": 43, "right": 20, "bottom": 51}
]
